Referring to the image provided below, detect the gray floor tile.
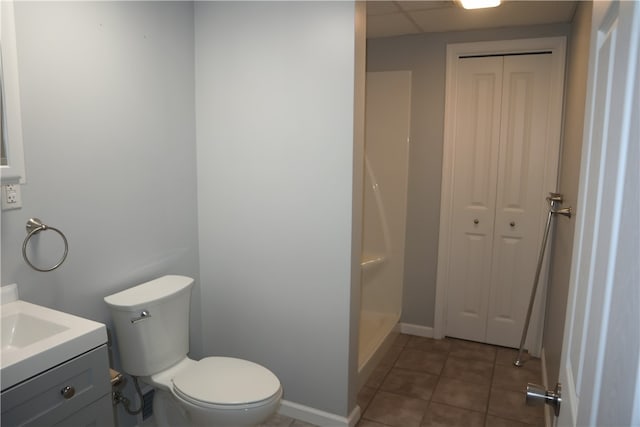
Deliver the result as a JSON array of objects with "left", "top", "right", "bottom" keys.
[
  {"left": 495, "top": 348, "right": 541, "bottom": 373},
  {"left": 380, "top": 368, "right": 439, "bottom": 400},
  {"left": 393, "top": 333, "right": 411, "bottom": 347},
  {"left": 366, "top": 362, "right": 394, "bottom": 388},
  {"left": 485, "top": 414, "right": 544, "bottom": 427},
  {"left": 290, "top": 420, "right": 319, "bottom": 427},
  {"left": 405, "top": 336, "right": 452, "bottom": 353},
  {"left": 421, "top": 402, "right": 485, "bottom": 427},
  {"left": 358, "top": 336, "right": 546, "bottom": 427},
  {"left": 357, "top": 419, "right": 392, "bottom": 427},
  {"left": 362, "top": 391, "right": 428, "bottom": 427},
  {"left": 492, "top": 363, "right": 542, "bottom": 392},
  {"left": 487, "top": 388, "right": 545, "bottom": 425},
  {"left": 441, "top": 356, "right": 494, "bottom": 385},
  {"left": 258, "top": 413, "right": 295, "bottom": 427},
  {"left": 448, "top": 339, "right": 497, "bottom": 363},
  {"left": 358, "top": 386, "right": 377, "bottom": 413},
  {"left": 380, "top": 345, "right": 404, "bottom": 368},
  {"left": 431, "top": 377, "right": 491, "bottom": 412},
  {"left": 395, "top": 348, "right": 448, "bottom": 375}
]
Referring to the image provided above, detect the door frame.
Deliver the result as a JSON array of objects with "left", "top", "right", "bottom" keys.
[{"left": 434, "top": 37, "right": 566, "bottom": 355}]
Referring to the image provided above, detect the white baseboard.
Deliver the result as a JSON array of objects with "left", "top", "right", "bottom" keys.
[
  {"left": 398, "top": 322, "right": 434, "bottom": 338},
  {"left": 278, "top": 400, "right": 361, "bottom": 427}
]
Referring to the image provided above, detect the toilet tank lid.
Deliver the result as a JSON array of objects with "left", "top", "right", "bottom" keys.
[{"left": 104, "top": 275, "right": 194, "bottom": 310}]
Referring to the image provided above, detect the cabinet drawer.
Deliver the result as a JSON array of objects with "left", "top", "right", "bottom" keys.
[
  {"left": 1, "top": 345, "right": 111, "bottom": 427},
  {"left": 54, "top": 394, "right": 113, "bottom": 427}
]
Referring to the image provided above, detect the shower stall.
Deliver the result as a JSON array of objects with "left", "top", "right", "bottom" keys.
[{"left": 358, "top": 71, "right": 411, "bottom": 388}]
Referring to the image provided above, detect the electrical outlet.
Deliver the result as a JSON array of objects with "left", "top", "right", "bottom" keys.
[{"left": 2, "top": 184, "right": 22, "bottom": 210}]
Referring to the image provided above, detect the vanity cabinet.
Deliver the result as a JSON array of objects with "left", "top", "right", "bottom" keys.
[{"left": 1, "top": 345, "right": 114, "bottom": 427}]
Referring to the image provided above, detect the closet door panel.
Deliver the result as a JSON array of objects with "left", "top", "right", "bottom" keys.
[
  {"left": 486, "top": 54, "right": 553, "bottom": 347},
  {"left": 446, "top": 57, "right": 502, "bottom": 342}
]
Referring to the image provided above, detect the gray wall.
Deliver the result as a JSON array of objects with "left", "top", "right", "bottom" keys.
[
  {"left": 2, "top": 1, "right": 365, "bottom": 421},
  {"left": 194, "top": 2, "right": 362, "bottom": 418},
  {"left": 367, "top": 23, "right": 571, "bottom": 328},
  {"left": 0, "top": 2, "right": 199, "bottom": 425},
  {"left": 543, "top": 0, "right": 592, "bottom": 390}
]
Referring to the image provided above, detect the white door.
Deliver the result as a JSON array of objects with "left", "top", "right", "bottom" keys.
[
  {"left": 486, "top": 53, "right": 555, "bottom": 347},
  {"left": 445, "top": 52, "right": 561, "bottom": 348},
  {"left": 446, "top": 56, "right": 503, "bottom": 342},
  {"left": 557, "top": 0, "right": 640, "bottom": 425}
]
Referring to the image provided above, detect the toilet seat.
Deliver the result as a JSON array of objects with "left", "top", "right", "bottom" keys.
[{"left": 172, "top": 357, "right": 281, "bottom": 410}]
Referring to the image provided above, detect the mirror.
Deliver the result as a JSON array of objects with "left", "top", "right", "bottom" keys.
[{"left": 1, "top": 0, "right": 26, "bottom": 184}]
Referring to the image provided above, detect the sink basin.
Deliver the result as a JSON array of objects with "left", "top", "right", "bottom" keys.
[
  {"left": 1, "top": 286, "right": 107, "bottom": 391},
  {"left": 2, "top": 312, "right": 69, "bottom": 350}
]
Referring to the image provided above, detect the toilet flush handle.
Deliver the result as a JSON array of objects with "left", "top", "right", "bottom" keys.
[{"left": 131, "top": 310, "right": 151, "bottom": 324}]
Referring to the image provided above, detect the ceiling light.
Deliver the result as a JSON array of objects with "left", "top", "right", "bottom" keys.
[{"left": 457, "top": 0, "right": 501, "bottom": 9}]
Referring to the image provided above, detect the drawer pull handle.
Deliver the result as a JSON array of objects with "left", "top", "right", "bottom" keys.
[
  {"left": 510, "top": 221, "right": 516, "bottom": 227},
  {"left": 61, "top": 386, "right": 75, "bottom": 399},
  {"left": 473, "top": 219, "right": 479, "bottom": 225}
]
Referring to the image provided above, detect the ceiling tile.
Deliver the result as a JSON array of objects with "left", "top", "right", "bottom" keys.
[
  {"left": 366, "top": 1, "right": 402, "bottom": 16},
  {"left": 367, "top": 12, "right": 422, "bottom": 38},
  {"left": 396, "top": 1, "right": 454, "bottom": 12},
  {"left": 408, "top": 1, "right": 576, "bottom": 34}
]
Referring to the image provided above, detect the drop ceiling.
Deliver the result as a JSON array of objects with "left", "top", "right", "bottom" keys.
[{"left": 366, "top": 0, "right": 578, "bottom": 38}]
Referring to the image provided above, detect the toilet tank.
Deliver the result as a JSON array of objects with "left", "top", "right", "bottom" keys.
[{"left": 104, "top": 275, "right": 194, "bottom": 376}]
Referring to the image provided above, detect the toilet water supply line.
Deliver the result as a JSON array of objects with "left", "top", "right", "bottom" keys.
[
  {"left": 514, "top": 192, "right": 572, "bottom": 368},
  {"left": 107, "top": 329, "right": 144, "bottom": 415},
  {"left": 112, "top": 373, "right": 145, "bottom": 415}
]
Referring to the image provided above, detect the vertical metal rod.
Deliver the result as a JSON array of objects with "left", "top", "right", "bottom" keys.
[{"left": 514, "top": 206, "right": 555, "bottom": 367}]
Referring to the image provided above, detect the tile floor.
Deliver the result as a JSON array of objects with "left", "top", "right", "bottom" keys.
[
  {"left": 356, "top": 334, "right": 545, "bottom": 427},
  {"left": 258, "top": 413, "right": 318, "bottom": 427},
  {"left": 249, "top": 333, "right": 545, "bottom": 427}
]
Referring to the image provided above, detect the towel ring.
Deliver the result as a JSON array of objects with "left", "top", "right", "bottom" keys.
[{"left": 22, "top": 218, "right": 69, "bottom": 272}]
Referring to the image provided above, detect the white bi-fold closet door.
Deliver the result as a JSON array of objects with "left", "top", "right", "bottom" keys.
[{"left": 443, "top": 47, "right": 563, "bottom": 349}]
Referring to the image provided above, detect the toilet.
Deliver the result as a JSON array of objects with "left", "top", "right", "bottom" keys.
[{"left": 104, "top": 275, "right": 282, "bottom": 427}]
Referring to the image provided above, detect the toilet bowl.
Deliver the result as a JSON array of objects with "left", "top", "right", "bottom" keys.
[
  {"left": 104, "top": 275, "right": 282, "bottom": 426},
  {"left": 145, "top": 357, "right": 282, "bottom": 426}
]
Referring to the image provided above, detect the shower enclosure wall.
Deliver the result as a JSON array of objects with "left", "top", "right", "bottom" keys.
[{"left": 358, "top": 71, "right": 411, "bottom": 388}]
